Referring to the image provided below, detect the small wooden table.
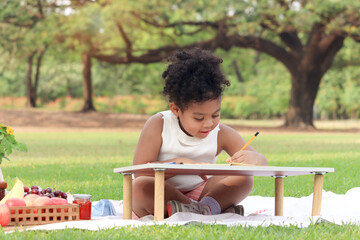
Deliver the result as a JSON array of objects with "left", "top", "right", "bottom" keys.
[{"left": 114, "top": 164, "right": 334, "bottom": 221}]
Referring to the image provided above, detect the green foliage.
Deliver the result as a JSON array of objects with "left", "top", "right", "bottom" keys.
[
  {"left": 316, "top": 39, "right": 360, "bottom": 119},
  {"left": 0, "top": 124, "right": 27, "bottom": 164},
  {"left": 93, "top": 62, "right": 165, "bottom": 97},
  {"left": 317, "top": 67, "right": 360, "bottom": 119},
  {"left": 0, "top": 67, "right": 27, "bottom": 98},
  {"left": 0, "top": 0, "right": 360, "bottom": 120},
  {"left": 218, "top": 49, "right": 290, "bottom": 119},
  {"left": 312, "top": 1, "right": 347, "bottom": 20},
  {"left": 0, "top": 0, "right": 60, "bottom": 57},
  {"left": 93, "top": 95, "right": 167, "bottom": 115}
]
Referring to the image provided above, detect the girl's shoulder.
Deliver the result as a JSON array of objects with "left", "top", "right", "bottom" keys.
[
  {"left": 142, "top": 112, "right": 164, "bottom": 132},
  {"left": 217, "top": 123, "right": 243, "bottom": 148},
  {"left": 218, "top": 122, "right": 238, "bottom": 136}
]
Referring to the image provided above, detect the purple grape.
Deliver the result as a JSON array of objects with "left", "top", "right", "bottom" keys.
[
  {"left": 60, "top": 192, "right": 67, "bottom": 199},
  {"left": 54, "top": 190, "right": 61, "bottom": 197},
  {"left": 31, "top": 189, "right": 39, "bottom": 195}
]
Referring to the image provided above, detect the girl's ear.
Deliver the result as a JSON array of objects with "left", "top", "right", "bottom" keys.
[{"left": 169, "top": 102, "right": 181, "bottom": 117}]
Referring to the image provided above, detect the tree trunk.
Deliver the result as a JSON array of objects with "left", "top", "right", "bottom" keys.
[
  {"left": 66, "top": 78, "right": 73, "bottom": 97},
  {"left": 26, "top": 53, "right": 36, "bottom": 108},
  {"left": 232, "top": 60, "right": 244, "bottom": 82},
  {"left": 284, "top": 68, "right": 322, "bottom": 128},
  {"left": 285, "top": 79, "right": 315, "bottom": 128},
  {"left": 81, "top": 52, "right": 96, "bottom": 112},
  {"left": 25, "top": 48, "right": 47, "bottom": 108},
  {"left": 32, "top": 46, "right": 48, "bottom": 106}
]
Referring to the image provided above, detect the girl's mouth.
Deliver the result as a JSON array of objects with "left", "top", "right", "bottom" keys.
[{"left": 199, "top": 130, "right": 210, "bottom": 136}]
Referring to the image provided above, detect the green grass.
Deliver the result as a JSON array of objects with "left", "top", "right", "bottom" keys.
[
  {"left": 221, "top": 119, "right": 360, "bottom": 130},
  {"left": 2, "top": 223, "right": 360, "bottom": 239},
  {"left": 1, "top": 129, "right": 360, "bottom": 238}
]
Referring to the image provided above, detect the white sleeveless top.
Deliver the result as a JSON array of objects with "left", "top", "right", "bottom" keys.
[{"left": 158, "top": 110, "right": 220, "bottom": 192}]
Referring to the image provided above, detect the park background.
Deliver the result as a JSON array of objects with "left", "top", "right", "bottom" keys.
[{"left": 1, "top": 0, "right": 360, "bottom": 238}]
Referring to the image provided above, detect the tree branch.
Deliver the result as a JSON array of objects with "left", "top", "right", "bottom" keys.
[
  {"left": 275, "top": 0, "right": 290, "bottom": 10},
  {"left": 91, "top": 28, "right": 297, "bottom": 77},
  {"left": 91, "top": 39, "right": 217, "bottom": 64},
  {"left": 1, "top": 18, "right": 33, "bottom": 28},
  {"left": 302, "top": 23, "right": 325, "bottom": 69},
  {"left": 36, "top": 0, "right": 45, "bottom": 19},
  {"left": 133, "top": 11, "right": 220, "bottom": 29},
  {"left": 345, "top": 12, "right": 360, "bottom": 42},
  {"left": 299, "top": 0, "right": 309, "bottom": 7},
  {"left": 318, "top": 32, "right": 345, "bottom": 73},
  {"left": 279, "top": 28, "right": 303, "bottom": 54},
  {"left": 132, "top": 11, "right": 229, "bottom": 37},
  {"left": 232, "top": 60, "right": 244, "bottom": 82},
  {"left": 230, "top": 34, "right": 297, "bottom": 75},
  {"left": 351, "top": 34, "right": 360, "bottom": 42},
  {"left": 173, "top": 25, "right": 209, "bottom": 36},
  {"left": 34, "top": 44, "right": 48, "bottom": 94},
  {"left": 260, "top": 15, "right": 280, "bottom": 31},
  {"left": 115, "top": 21, "right": 132, "bottom": 58}
]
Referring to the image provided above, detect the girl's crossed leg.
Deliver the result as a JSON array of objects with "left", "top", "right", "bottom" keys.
[{"left": 132, "top": 175, "right": 253, "bottom": 218}]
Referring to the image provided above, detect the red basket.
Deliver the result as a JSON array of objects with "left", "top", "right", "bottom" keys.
[{"left": 7, "top": 204, "right": 80, "bottom": 226}]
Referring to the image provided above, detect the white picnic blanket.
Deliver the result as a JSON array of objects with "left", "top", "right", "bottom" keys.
[{"left": 21, "top": 187, "right": 360, "bottom": 231}]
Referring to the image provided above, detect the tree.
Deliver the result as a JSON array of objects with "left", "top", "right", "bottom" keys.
[
  {"left": 0, "top": 0, "right": 96, "bottom": 109},
  {"left": 25, "top": 46, "right": 49, "bottom": 107},
  {"left": 55, "top": 1, "right": 104, "bottom": 111},
  {"left": 0, "top": 0, "right": 58, "bottom": 107},
  {"left": 86, "top": 0, "right": 359, "bottom": 128}
]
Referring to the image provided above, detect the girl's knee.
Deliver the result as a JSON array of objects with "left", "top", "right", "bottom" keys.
[
  {"left": 244, "top": 176, "right": 254, "bottom": 192},
  {"left": 229, "top": 176, "right": 254, "bottom": 193},
  {"left": 132, "top": 176, "right": 155, "bottom": 199},
  {"left": 233, "top": 176, "right": 254, "bottom": 200}
]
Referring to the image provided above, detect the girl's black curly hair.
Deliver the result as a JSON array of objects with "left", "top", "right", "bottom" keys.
[{"left": 162, "top": 48, "right": 230, "bottom": 110}]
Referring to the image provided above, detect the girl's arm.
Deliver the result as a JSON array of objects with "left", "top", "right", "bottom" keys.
[
  {"left": 133, "top": 113, "right": 163, "bottom": 165},
  {"left": 218, "top": 123, "right": 268, "bottom": 166}
]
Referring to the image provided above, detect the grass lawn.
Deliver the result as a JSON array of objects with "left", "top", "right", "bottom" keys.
[{"left": 1, "top": 128, "right": 360, "bottom": 238}]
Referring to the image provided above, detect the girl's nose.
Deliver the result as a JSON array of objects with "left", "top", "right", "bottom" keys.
[{"left": 203, "top": 118, "right": 213, "bottom": 128}]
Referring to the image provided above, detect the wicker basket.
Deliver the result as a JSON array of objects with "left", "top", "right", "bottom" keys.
[{"left": 7, "top": 204, "right": 80, "bottom": 226}]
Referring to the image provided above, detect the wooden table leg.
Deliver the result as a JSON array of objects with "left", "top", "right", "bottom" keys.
[
  {"left": 312, "top": 173, "right": 324, "bottom": 216},
  {"left": 274, "top": 176, "right": 284, "bottom": 216},
  {"left": 122, "top": 173, "right": 133, "bottom": 219},
  {"left": 154, "top": 169, "right": 165, "bottom": 221}
]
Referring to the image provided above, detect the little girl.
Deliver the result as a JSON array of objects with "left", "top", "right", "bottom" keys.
[{"left": 132, "top": 48, "right": 268, "bottom": 218}]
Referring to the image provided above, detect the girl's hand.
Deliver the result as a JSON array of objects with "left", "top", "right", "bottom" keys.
[{"left": 226, "top": 150, "right": 268, "bottom": 166}]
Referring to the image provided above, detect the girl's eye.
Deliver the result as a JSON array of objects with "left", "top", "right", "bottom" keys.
[
  {"left": 212, "top": 115, "right": 220, "bottom": 118},
  {"left": 194, "top": 118, "right": 204, "bottom": 121}
]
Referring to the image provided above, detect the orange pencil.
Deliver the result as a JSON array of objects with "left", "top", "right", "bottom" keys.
[
  {"left": 240, "top": 131, "right": 259, "bottom": 151},
  {"left": 227, "top": 131, "right": 259, "bottom": 164}
]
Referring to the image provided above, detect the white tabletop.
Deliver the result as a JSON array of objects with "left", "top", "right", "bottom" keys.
[{"left": 114, "top": 163, "right": 334, "bottom": 177}]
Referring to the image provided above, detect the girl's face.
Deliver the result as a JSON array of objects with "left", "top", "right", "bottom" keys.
[{"left": 170, "top": 98, "right": 221, "bottom": 139}]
